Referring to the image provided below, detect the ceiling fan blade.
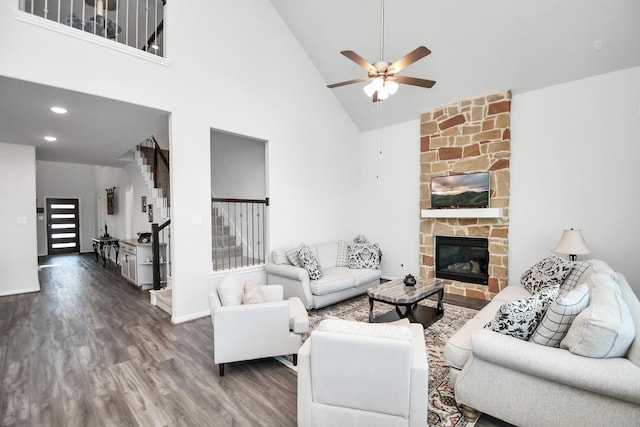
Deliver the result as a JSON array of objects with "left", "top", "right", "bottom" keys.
[
  {"left": 341, "top": 50, "right": 377, "bottom": 75},
  {"left": 391, "top": 75, "right": 436, "bottom": 88},
  {"left": 327, "top": 76, "right": 372, "bottom": 89},
  {"left": 387, "top": 46, "right": 431, "bottom": 75}
]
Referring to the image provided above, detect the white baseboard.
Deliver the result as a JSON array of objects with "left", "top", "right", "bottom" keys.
[
  {"left": 171, "top": 309, "right": 210, "bottom": 324},
  {"left": 0, "top": 287, "right": 40, "bottom": 297}
]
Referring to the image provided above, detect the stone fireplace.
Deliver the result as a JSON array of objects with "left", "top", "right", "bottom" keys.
[{"left": 419, "top": 91, "right": 511, "bottom": 300}]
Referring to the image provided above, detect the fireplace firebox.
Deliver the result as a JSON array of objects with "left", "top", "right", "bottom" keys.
[{"left": 435, "top": 235, "right": 489, "bottom": 285}]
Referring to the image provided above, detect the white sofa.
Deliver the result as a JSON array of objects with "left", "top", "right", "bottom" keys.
[
  {"left": 297, "top": 318, "right": 428, "bottom": 427},
  {"left": 265, "top": 241, "right": 382, "bottom": 309},
  {"left": 444, "top": 261, "right": 640, "bottom": 426}
]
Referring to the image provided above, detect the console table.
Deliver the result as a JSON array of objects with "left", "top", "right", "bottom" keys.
[{"left": 92, "top": 236, "right": 119, "bottom": 267}]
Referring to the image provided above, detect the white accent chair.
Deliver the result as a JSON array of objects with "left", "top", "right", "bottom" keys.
[
  {"left": 297, "top": 318, "right": 428, "bottom": 427},
  {"left": 208, "top": 275, "right": 309, "bottom": 376}
]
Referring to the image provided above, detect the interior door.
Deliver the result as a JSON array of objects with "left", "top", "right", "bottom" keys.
[{"left": 46, "top": 198, "right": 81, "bottom": 255}]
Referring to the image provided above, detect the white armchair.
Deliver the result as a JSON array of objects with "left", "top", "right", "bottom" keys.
[
  {"left": 208, "top": 275, "right": 309, "bottom": 376},
  {"left": 297, "top": 318, "right": 428, "bottom": 427}
]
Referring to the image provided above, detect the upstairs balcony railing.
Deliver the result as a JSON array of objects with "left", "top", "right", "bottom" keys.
[{"left": 19, "top": 0, "right": 165, "bottom": 56}]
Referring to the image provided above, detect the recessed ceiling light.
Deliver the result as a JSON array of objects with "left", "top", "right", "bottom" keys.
[
  {"left": 50, "top": 106, "right": 68, "bottom": 114},
  {"left": 44, "top": 136, "right": 57, "bottom": 142}
]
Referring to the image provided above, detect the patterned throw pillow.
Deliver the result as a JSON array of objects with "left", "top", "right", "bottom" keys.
[
  {"left": 286, "top": 242, "right": 306, "bottom": 267},
  {"left": 485, "top": 286, "right": 559, "bottom": 340},
  {"left": 530, "top": 283, "right": 590, "bottom": 347},
  {"left": 336, "top": 240, "right": 350, "bottom": 267},
  {"left": 348, "top": 243, "right": 381, "bottom": 269},
  {"left": 520, "top": 255, "right": 573, "bottom": 294},
  {"left": 559, "top": 261, "right": 592, "bottom": 295},
  {"left": 298, "top": 245, "right": 323, "bottom": 280}
]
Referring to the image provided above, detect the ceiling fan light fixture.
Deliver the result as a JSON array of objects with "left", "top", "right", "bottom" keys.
[
  {"left": 385, "top": 80, "right": 399, "bottom": 95},
  {"left": 377, "top": 87, "right": 390, "bottom": 100},
  {"left": 364, "top": 82, "right": 377, "bottom": 97}
]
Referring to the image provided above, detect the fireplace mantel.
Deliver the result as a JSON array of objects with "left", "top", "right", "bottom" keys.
[{"left": 421, "top": 208, "right": 503, "bottom": 219}]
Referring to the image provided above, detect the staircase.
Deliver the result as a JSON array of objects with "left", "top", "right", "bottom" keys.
[
  {"left": 212, "top": 206, "right": 244, "bottom": 270},
  {"left": 134, "top": 140, "right": 170, "bottom": 221},
  {"left": 135, "top": 137, "right": 172, "bottom": 315}
]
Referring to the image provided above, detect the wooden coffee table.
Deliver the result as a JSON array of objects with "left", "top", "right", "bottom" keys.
[{"left": 367, "top": 278, "right": 444, "bottom": 327}]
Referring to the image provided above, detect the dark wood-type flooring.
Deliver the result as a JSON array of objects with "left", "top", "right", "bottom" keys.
[{"left": 1, "top": 254, "right": 512, "bottom": 427}]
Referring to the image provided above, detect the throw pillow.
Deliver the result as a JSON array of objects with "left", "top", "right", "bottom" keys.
[
  {"left": 560, "top": 273, "right": 635, "bottom": 358},
  {"left": 520, "top": 255, "right": 573, "bottom": 294},
  {"left": 271, "top": 249, "right": 291, "bottom": 265},
  {"left": 217, "top": 274, "right": 245, "bottom": 306},
  {"left": 336, "top": 240, "right": 350, "bottom": 267},
  {"left": 485, "top": 286, "right": 559, "bottom": 340},
  {"left": 286, "top": 242, "right": 306, "bottom": 267},
  {"left": 348, "top": 242, "right": 381, "bottom": 269},
  {"left": 242, "top": 280, "right": 265, "bottom": 304},
  {"left": 354, "top": 235, "right": 369, "bottom": 244},
  {"left": 298, "top": 245, "right": 323, "bottom": 280},
  {"left": 530, "top": 283, "right": 590, "bottom": 347},
  {"left": 559, "top": 260, "right": 592, "bottom": 295}
]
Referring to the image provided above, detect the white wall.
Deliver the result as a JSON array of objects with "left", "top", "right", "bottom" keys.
[
  {"left": 211, "top": 130, "right": 266, "bottom": 199},
  {"left": 356, "top": 67, "right": 640, "bottom": 297},
  {"left": 36, "top": 160, "right": 98, "bottom": 254},
  {"left": 359, "top": 120, "right": 421, "bottom": 280},
  {"left": 0, "top": 1, "right": 362, "bottom": 316},
  {"left": 0, "top": 143, "right": 39, "bottom": 295},
  {"left": 510, "top": 66, "right": 640, "bottom": 294}
]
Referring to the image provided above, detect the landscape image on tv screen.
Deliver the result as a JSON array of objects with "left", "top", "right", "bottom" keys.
[{"left": 431, "top": 172, "right": 490, "bottom": 209}]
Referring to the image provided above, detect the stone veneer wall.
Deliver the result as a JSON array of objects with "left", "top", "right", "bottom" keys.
[{"left": 419, "top": 90, "right": 511, "bottom": 300}]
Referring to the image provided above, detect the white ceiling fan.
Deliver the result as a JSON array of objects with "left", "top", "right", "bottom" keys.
[{"left": 327, "top": 0, "right": 436, "bottom": 102}]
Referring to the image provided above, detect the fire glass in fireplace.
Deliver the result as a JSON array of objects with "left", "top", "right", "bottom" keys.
[{"left": 435, "top": 235, "right": 489, "bottom": 285}]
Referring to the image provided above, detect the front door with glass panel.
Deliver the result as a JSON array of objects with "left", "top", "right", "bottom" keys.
[{"left": 46, "top": 198, "right": 80, "bottom": 255}]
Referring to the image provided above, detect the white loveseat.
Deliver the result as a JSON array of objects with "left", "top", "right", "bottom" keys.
[
  {"left": 265, "top": 241, "right": 382, "bottom": 309},
  {"left": 443, "top": 260, "right": 640, "bottom": 426}
]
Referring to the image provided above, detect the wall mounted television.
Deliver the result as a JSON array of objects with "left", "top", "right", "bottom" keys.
[{"left": 430, "top": 172, "right": 490, "bottom": 209}]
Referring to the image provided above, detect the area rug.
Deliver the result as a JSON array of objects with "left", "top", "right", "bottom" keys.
[{"left": 277, "top": 295, "right": 478, "bottom": 427}]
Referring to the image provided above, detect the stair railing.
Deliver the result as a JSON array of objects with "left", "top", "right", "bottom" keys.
[
  {"left": 19, "top": 0, "right": 166, "bottom": 57},
  {"left": 147, "top": 135, "right": 170, "bottom": 206},
  {"left": 211, "top": 197, "right": 268, "bottom": 271},
  {"left": 151, "top": 218, "right": 170, "bottom": 290}
]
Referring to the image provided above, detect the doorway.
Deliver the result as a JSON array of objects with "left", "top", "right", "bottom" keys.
[{"left": 46, "top": 198, "right": 81, "bottom": 255}]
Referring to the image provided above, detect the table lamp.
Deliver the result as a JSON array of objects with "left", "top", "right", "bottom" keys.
[{"left": 551, "top": 228, "right": 591, "bottom": 261}]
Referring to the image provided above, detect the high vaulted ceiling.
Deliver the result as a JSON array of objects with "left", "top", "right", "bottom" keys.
[
  {"left": 1, "top": 1, "right": 639, "bottom": 167},
  {"left": 269, "top": 0, "right": 640, "bottom": 131}
]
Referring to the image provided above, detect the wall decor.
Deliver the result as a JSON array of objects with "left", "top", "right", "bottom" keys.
[
  {"left": 106, "top": 187, "right": 116, "bottom": 215},
  {"left": 148, "top": 204, "right": 153, "bottom": 222},
  {"left": 141, "top": 196, "right": 147, "bottom": 212}
]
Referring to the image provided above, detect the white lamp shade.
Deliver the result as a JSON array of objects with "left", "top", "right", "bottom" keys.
[
  {"left": 377, "top": 87, "right": 389, "bottom": 100},
  {"left": 385, "top": 80, "right": 399, "bottom": 95},
  {"left": 363, "top": 82, "right": 376, "bottom": 97},
  {"left": 551, "top": 229, "right": 592, "bottom": 256}
]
